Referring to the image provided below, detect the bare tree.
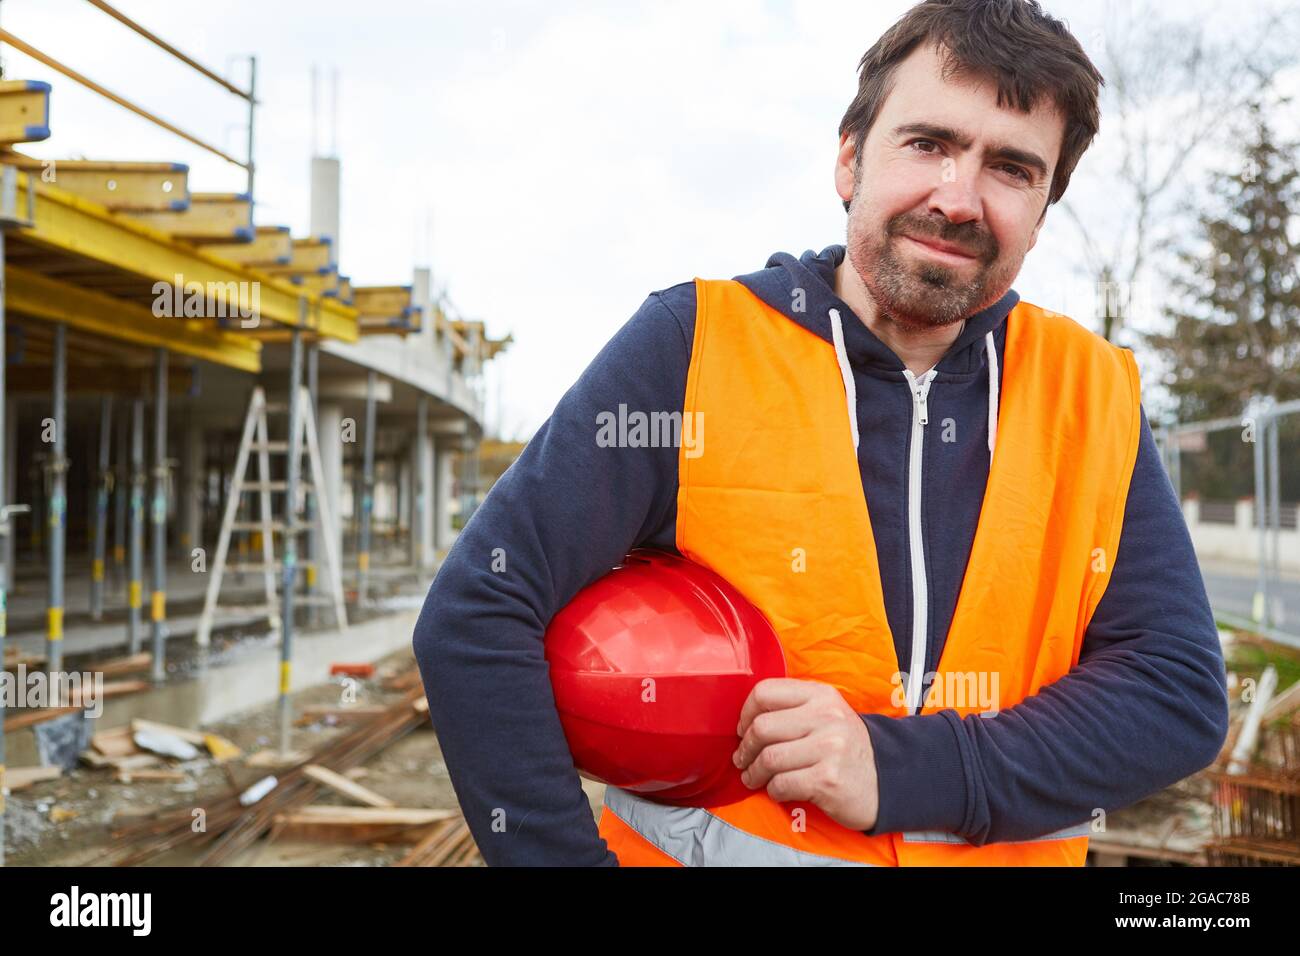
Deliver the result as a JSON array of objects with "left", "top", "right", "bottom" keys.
[{"left": 1060, "top": 0, "right": 1299, "bottom": 343}]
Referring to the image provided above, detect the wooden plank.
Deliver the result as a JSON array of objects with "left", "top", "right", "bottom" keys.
[
  {"left": 95, "top": 652, "right": 152, "bottom": 678},
  {"left": 4, "top": 705, "right": 81, "bottom": 732},
  {"left": 67, "top": 679, "right": 148, "bottom": 706},
  {"left": 295, "top": 704, "right": 388, "bottom": 726},
  {"left": 302, "top": 764, "right": 395, "bottom": 808},
  {"left": 245, "top": 749, "right": 308, "bottom": 768},
  {"left": 92, "top": 725, "right": 139, "bottom": 757},
  {"left": 5, "top": 765, "right": 62, "bottom": 790},
  {"left": 270, "top": 806, "right": 458, "bottom": 844},
  {"left": 115, "top": 768, "right": 186, "bottom": 784}
]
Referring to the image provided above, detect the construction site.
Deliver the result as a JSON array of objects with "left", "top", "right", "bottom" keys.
[
  {"left": 0, "top": 1, "right": 1297, "bottom": 876},
  {"left": 0, "top": 3, "right": 511, "bottom": 867}
]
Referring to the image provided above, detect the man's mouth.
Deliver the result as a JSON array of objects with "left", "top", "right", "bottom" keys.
[{"left": 900, "top": 233, "right": 980, "bottom": 265}]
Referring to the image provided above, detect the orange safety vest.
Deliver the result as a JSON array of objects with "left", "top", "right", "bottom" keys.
[{"left": 597, "top": 277, "right": 1142, "bottom": 866}]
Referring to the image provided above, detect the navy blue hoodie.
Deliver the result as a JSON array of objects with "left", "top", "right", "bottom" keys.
[{"left": 412, "top": 244, "right": 1229, "bottom": 866}]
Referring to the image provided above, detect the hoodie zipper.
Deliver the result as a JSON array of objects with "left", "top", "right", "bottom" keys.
[{"left": 900, "top": 367, "right": 937, "bottom": 714}]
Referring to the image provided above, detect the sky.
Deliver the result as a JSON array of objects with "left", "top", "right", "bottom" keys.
[{"left": 3, "top": 0, "right": 1296, "bottom": 439}]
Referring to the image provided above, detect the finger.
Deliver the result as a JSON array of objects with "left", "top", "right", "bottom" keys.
[
  {"left": 741, "top": 735, "right": 822, "bottom": 790},
  {"left": 765, "top": 765, "right": 822, "bottom": 805},
  {"left": 733, "top": 704, "right": 821, "bottom": 771},
  {"left": 736, "top": 679, "right": 821, "bottom": 737}
]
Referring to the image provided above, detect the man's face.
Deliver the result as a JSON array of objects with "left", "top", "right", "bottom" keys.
[{"left": 835, "top": 42, "right": 1063, "bottom": 331}]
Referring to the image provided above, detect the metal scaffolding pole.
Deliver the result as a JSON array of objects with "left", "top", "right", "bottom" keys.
[
  {"left": 1267, "top": 414, "right": 1282, "bottom": 624},
  {"left": 90, "top": 395, "right": 113, "bottom": 619},
  {"left": 278, "top": 325, "right": 304, "bottom": 755},
  {"left": 1252, "top": 406, "right": 1271, "bottom": 628},
  {"left": 305, "top": 342, "right": 319, "bottom": 624},
  {"left": 47, "top": 322, "right": 67, "bottom": 676},
  {"left": 357, "top": 370, "right": 376, "bottom": 606},
  {"left": 128, "top": 398, "right": 144, "bottom": 653},
  {"left": 245, "top": 55, "right": 257, "bottom": 200},
  {"left": 150, "top": 350, "right": 167, "bottom": 681}
]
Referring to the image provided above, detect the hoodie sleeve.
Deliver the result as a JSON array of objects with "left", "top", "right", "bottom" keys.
[
  {"left": 860, "top": 406, "right": 1231, "bottom": 843},
  {"left": 411, "top": 286, "right": 693, "bottom": 866}
]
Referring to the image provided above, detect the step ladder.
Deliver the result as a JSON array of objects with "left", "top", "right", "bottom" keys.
[{"left": 196, "top": 385, "right": 347, "bottom": 646}]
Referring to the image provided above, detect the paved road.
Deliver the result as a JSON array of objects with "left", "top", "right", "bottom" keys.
[{"left": 1199, "top": 557, "right": 1300, "bottom": 643}]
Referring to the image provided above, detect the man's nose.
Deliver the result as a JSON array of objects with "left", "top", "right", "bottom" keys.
[{"left": 926, "top": 162, "right": 983, "bottom": 225}]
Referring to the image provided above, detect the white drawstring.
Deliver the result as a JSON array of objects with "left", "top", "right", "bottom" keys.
[
  {"left": 984, "top": 330, "right": 998, "bottom": 463},
  {"left": 828, "top": 308, "right": 859, "bottom": 450},
  {"left": 828, "top": 309, "right": 999, "bottom": 463}
]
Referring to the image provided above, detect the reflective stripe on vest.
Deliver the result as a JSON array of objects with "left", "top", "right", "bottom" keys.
[
  {"left": 604, "top": 787, "right": 875, "bottom": 867},
  {"left": 900, "top": 822, "right": 1094, "bottom": 844}
]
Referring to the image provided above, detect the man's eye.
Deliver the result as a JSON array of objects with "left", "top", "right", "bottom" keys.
[
  {"left": 999, "top": 164, "right": 1030, "bottom": 182},
  {"left": 910, "top": 139, "right": 940, "bottom": 154}
]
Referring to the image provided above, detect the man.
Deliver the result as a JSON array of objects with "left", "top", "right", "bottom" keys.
[{"left": 413, "top": 0, "right": 1229, "bottom": 866}]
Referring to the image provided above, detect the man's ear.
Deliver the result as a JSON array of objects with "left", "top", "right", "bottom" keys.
[
  {"left": 1027, "top": 202, "right": 1048, "bottom": 253},
  {"left": 835, "top": 132, "right": 858, "bottom": 208}
]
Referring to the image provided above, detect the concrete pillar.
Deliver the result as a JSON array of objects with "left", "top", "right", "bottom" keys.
[
  {"left": 181, "top": 415, "right": 204, "bottom": 554},
  {"left": 398, "top": 457, "right": 412, "bottom": 543},
  {"left": 310, "top": 157, "right": 341, "bottom": 265},
  {"left": 414, "top": 397, "right": 433, "bottom": 571},
  {"left": 433, "top": 437, "right": 455, "bottom": 553},
  {"left": 314, "top": 402, "right": 344, "bottom": 585}
]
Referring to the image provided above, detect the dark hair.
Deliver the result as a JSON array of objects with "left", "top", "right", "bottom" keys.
[{"left": 838, "top": 0, "right": 1103, "bottom": 212}]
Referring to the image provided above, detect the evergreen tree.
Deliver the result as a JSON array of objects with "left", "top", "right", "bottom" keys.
[{"left": 1146, "top": 101, "right": 1300, "bottom": 422}]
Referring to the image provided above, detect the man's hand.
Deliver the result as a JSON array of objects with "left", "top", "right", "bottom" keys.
[{"left": 732, "top": 678, "right": 880, "bottom": 831}]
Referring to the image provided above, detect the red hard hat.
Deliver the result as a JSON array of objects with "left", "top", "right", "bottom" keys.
[{"left": 545, "top": 548, "right": 786, "bottom": 807}]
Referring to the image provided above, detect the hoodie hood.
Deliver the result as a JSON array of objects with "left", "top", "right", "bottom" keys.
[
  {"left": 733, "top": 243, "right": 1019, "bottom": 379},
  {"left": 734, "top": 243, "right": 1016, "bottom": 460}
]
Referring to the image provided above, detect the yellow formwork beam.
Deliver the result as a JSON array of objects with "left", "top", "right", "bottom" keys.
[
  {"left": 205, "top": 225, "right": 292, "bottom": 267},
  {"left": 122, "top": 191, "right": 252, "bottom": 242},
  {"left": 353, "top": 285, "right": 413, "bottom": 317},
  {"left": 263, "top": 236, "right": 334, "bottom": 276},
  {"left": 6, "top": 264, "right": 261, "bottom": 371},
  {"left": 296, "top": 269, "right": 339, "bottom": 297},
  {"left": 15, "top": 170, "right": 359, "bottom": 342},
  {"left": 0, "top": 80, "right": 51, "bottom": 145},
  {"left": 36, "top": 160, "right": 190, "bottom": 212}
]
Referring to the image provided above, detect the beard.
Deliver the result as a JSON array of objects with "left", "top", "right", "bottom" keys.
[{"left": 846, "top": 205, "right": 1012, "bottom": 333}]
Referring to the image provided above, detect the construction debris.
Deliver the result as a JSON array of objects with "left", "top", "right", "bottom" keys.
[
  {"left": 132, "top": 728, "right": 201, "bottom": 761},
  {"left": 1205, "top": 665, "right": 1300, "bottom": 866},
  {"left": 100, "top": 676, "right": 437, "bottom": 866},
  {"left": 240, "top": 775, "right": 278, "bottom": 806},
  {"left": 395, "top": 816, "right": 480, "bottom": 867},
  {"left": 269, "top": 806, "right": 456, "bottom": 844},
  {"left": 4, "top": 765, "right": 62, "bottom": 791},
  {"left": 302, "top": 764, "right": 395, "bottom": 808}
]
